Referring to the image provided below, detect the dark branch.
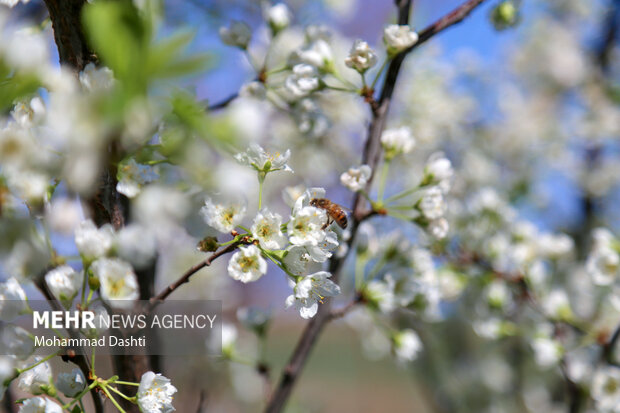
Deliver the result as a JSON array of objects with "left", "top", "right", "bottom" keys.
[{"left": 149, "top": 242, "right": 239, "bottom": 306}]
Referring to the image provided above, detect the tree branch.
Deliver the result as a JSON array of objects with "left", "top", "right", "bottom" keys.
[
  {"left": 149, "top": 242, "right": 240, "bottom": 306},
  {"left": 264, "top": 1, "right": 489, "bottom": 412}
]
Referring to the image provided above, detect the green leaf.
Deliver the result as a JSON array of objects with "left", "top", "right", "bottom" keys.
[
  {"left": 71, "top": 405, "right": 83, "bottom": 413},
  {"left": 82, "top": 2, "right": 149, "bottom": 89},
  {"left": 168, "top": 90, "right": 235, "bottom": 147},
  {"left": 0, "top": 60, "right": 41, "bottom": 111}
]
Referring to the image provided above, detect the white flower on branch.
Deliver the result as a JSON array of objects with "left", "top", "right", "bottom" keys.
[
  {"left": 219, "top": 21, "right": 252, "bottom": 49},
  {"left": 418, "top": 186, "right": 447, "bottom": 220},
  {"left": 201, "top": 198, "right": 246, "bottom": 234},
  {"left": 288, "top": 206, "right": 327, "bottom": 247},
  {"left": 392, "top": 329, "right": 423, "bottom": 363},
  {"left": 285, "top": 64, "right": 320, "bottom": 98},
  {"left": 227, "top": 245, "right": 267, "bottom": 283},
  {"left": 56, "top": 368, "right": 86, "bottom": 398},
  {"left": 235, "top": 143, "right": 293, "bottom": 174},
  {"left": 137, "top": 371, "right": 178, "bottom": 413},
  {"left": 289, "top": 39, "right": 334, "bottom": 73},
  {"left": 251, "top": 210, "right": 287, "bottom": 250},
  {"left": 264, "top": 3, "right": 292, "bottom": 35},
  {"left": 383, "top": 25, "right": 418, "bottom": 56},
  {"left": 380, "top": 126, "right": 415, "bottom": 159},
  {"left": 116, "top": 159, "right": 158, "bottom": 198},
  {"left": 586, "top": 228, "right": 620, "bottom": 286},
  {"left": 422, "top": 152, "right": 453, "bottom": 191},
  {"left": 0, "top": 277, "right": 28, "bottom": 321},
  {"left": 0, "top": 325, "right": 34, "bottom": 359},
  {"left": 283, "top": 246, "right": 311, "bottom": 275},
  {"left": 79, "top": 63, "right": 114, "bottom": 92},
  {"left": 44, "top": 266, "right": 82, "bottom": 308},
  {"left": 18, "top": 397, "right": 62, "bottom": 413},
  {"left": 74, "top": 220, "right": 115, "bottom": 262},
  {"left": 427, "top": 218, "right": 449, "bottom": 239},
  {"left": 340, "top": 165, "right": 371, "bottom": 192},
  {"left": 91, "top": 258, "right": 139, "bottom": 309},
  {"left": 17, "top": 357, "right": 52, "bottom": 395},
  {"left": 0, "top": 356, "right": 15, "bottom": 400},
  {"left": 592, "top": 366, "right": 620, "bottom": 412},
  {"left": 345, "top": 40, "right": 377, "bottom": 73},
  {"left": 285, "top": 271, "right": 340, "bottom": 319}
]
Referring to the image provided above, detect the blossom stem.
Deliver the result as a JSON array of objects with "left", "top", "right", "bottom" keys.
[
  {"left": 354, "top": 253, "right": 367, "bottom": 290},
  {"left": 110, "top": 380, "right": 140, "bottom": 387},
  {"left": 258, "top": 175, "right": 265, "bottom": 210},
  {"left": 107, "top": 385, "right": 137, "bottom": 403},
  {"left": 370, "top": 58, "right": 390, "bottom": 90},
  {"left": 16, "top": 351, "right": 59, "bottom": 374},
  {"left": 80, "top": 262, "right": 90, "bottom": 306},
  {"left": 384, "top": 186, "right": 421, "bottom": 204},
  {"left": 100, "top": 385, "right": 127, "bottom": 413},
  {"left": 62, "top": 381, "right": 98, "bottom": 409},
  {"left": 376, "top": 159, "right": 391, "bottom": 203}
]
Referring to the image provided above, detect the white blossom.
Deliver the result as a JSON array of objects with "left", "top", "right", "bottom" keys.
[
  {"left": 91, "top": 258, "right": 139, "bottom": 309},
  {"left": 116, "top": 159, "right": 157, "bottom": 198},
  {"left": 264, "top": 3, "right": 291, "bottom": 34},
  {"left": 418, "top": 186, "right": 446, "bottom": 220},
  {"left": 201, "top": 198, "right": 246, "bottom": 234},
  {"left": 18, "top": 397, "right": 62, "bottom": 413},
  {"left": 423, "top": 152, "right": 453, "bottom": 191},
  {"left": 251, "top": 210, "right": 287, "bottom": 250},
  {"left": 0, "top": 277, "right": 28, "bottom": 321},
  {"left": 227, "top": 245, "right": 267, "bottom": 283},
  {"left": 234, "top": 144, "right": 292, "bottom": 173},
  {"left": 287, "top": 206, "right": 327, "bottom": 246},
  {"left": 427, "top": 218, "right": 449, "bottom": 239},
  {"left": 0, "top": 325, "right": 34, "bottom": 358},
  {"left": 304, "top": 230, "right": 338, "bottom": 262},
  {"left": 79, "top": 63, "right": 114, "bottom": 92},
  {"left": 289, "top": 39, "right": 333, "bottom": 72},
  {"left": 381, "top": 126, "right": 415, "bottom": 158},
  {"left": 45, "top": 197, "right": 82, "bottom": 235},
  {"left": 221, "top": 322, "right": 238, "bottom": 354},
  {"left": 586, "top": 230, "right": 620, "bottom": 286},
  {"left": 44, "top": 266, "right": 82, "bottom": 308},
  {"left": 383, "top": 25, "right": 418, "bottom": 55},
  {"left": 0, "top": 356, "right": 15, "bottom": 400},
  {"left": 17, "top": 358, "right": 52, "bottom": 395},
  {"left": 283, "top": 246, "right": 311, "bottom": 275},
  {"left": 136, "top": 371, "right": 177, "bottom": 413},
  {"left": 592, "top": 366, "right": 620, "bottom": 412},
  {"left": 74, "top": 220, "right": 115, "bottom": 262},
  {"left": 531, "top": 336, "right": 562, "bottom": 368},
  {"left": 285, "top": 64, "right": 320, "bottom": 98},
  {"left": 56, "top": 368, "right": 86, "bottom": 398},
  {"left": 345, "top": 40, "right": 377, "bottom": 73},
  {"left": 340, "top": 165, "right": 371, "bottom": 192},
  {"left": 285, "top": 271, "right": 340, "bottom": 318},
  {"left": 393, "top": 329, "right": 423, "bottom": 362},
  {"left": 219, "top": 21, "right": 252, "bottom": 49}
]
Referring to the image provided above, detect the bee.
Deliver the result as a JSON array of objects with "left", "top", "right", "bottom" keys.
[{"left": 310, "top": 198, "right": 348, "bottom": 229}]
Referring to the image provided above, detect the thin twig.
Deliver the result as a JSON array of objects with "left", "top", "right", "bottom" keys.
[{"left": 149, "top": 242, "right": 240, "bottom": 306}]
